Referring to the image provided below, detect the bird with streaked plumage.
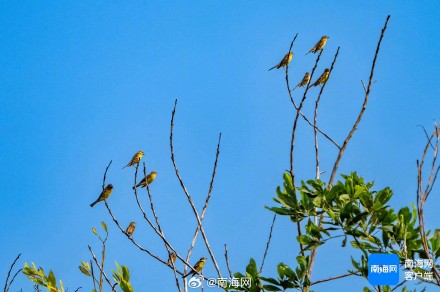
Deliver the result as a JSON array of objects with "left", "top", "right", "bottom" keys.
[
  {"left": 133, "top": 171, "right": 157, "bottom": 189},
  {"left": 312, "top": 69, "right": 330, "bottom": 86},
  {"left": 268, "top": 52, "right": 293, "bottom": 71},
  {"left": 294, "top": 72, "right": 311, "bottom": 90},
  {"left": 167, "top": 252, "right": 177, "bottom": 266},
  {"left": 122, "top": 151, "right": 144, "bottom": 169},
  {"left": 90, "top": 184, "right": 113, "bottom": 207},
  {"left": 307, "top": 36, "right": 329, "bottom": 55},
  {"left": 126, "top": 221, "right": 136, "bottom": 237}
]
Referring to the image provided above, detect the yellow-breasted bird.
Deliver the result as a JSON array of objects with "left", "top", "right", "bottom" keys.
[
  {"left": 182, "top": 257, "right": 206, "bottom": 278},
  {"left": 126, "top": 221, "right": 136, "bottom": 237},
  {"left": 312, "top": 69, "right": 330, "bottom": 86},
  {"left": 307, "top": 36, "right": 329, "bottom": 55},
  {"left": 122, "top": 151, "right": 144, "bottom": 169},
  {"left": 268, "top": 52, "right": 293, "bottom": 71},
  {"left": 133, "top": 171, "right": 157, "bottom": 189},
  {"left": 90, "top": 184, "right": 114, "bottom": 207},
  {"left": 167, "top": 252, "right": 177, "bottom": 266},
  {"left": 294, "top": 72, "right": 311, "bottom": 90}
]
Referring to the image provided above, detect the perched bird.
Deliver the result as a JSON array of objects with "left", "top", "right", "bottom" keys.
[
  {"left": 182, "top": 257, "right": 207, "bottom": 278},
  {"left": 126, "top": 221, "right": 136, "bottom": 237},
  {"left": 167, "top": 252, "right": 177, "bottom": 266},
  {"left": 133, "top": 171, "right": 157, "bottom": 189},
  {"left": 90, "top": 184, "right": 114, "bottom": 207},
  {"left": 312, "top": 69, "right": 330, "bottom": 86},
  {"left": 307, "top": 36, "right": 329, "bottom": 55},
  {"left": 122, "top": 151, "right": 144, "bottom": 169},
  {"left": 268, "top": 52, "right": 293, "bottom": 71},
  {"left": 294, "top": 72, "right": 311, "bottom": 90}
]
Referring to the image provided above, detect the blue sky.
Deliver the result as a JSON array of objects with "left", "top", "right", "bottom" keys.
[{"left": 1, "top": 1, "right": 439, "bottom": 291}]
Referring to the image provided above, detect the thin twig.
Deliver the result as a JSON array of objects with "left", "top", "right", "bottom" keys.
[
  {"left": 314, "top": 48, "right": 340, "bottom": 180},
  {"left": 289, "top": 49, "right": 324, "bottom": 184},
  {"left": 90, "top": 260, "right": 98, "bottom": 292},
  {"left": 186, "top": 133, "right": 222, "bottom": 270},
  {"left": 309, "top": 272, "right": 355, "bottom": 286},
  {"left": 170, "top": 99, "right": 222, "bottom": 278},
  {"left": 101, "top": 161, "right": 112, "bottom": 190},
  {"left": 328, "top": 15, "right": 390, "bottom": 187},
  {"left": 259, "top": 214, "right": 277, "bottom": 274},
  {"left": 224, "top": 244, "right": 233, "bottom": 279},
  {"left": 88, "top": 246, "right": 116, "bottom": 292},
  {"left": 3, "top": 253, "right": 21, "bottom": 292},
  {"left": 6, "top": 269, "right": 22, "bottom": 292},
  {"left": 417, "top": 125, "right": 435, "bottom": 150},
  {"left": 138, "top": 163, "right": 183, "bottom": 292}
]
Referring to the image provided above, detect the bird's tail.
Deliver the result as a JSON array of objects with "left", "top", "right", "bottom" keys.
[
  {"left": 268, "top": 65, "right": 276, "bottom": 71},
  {"left": 90, "top": 200, "right": 97, "bottom": 208}
]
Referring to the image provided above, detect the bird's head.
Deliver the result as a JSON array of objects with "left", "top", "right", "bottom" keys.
[
  {"left": 151, "top": 171, "right": 157, "bottom": 178},
  {"left": 107, "top": 184, "right": 114, "bottom": 189},
  {"left": 130, "top": 221, "right": 136, "bottom": 226},
  {"left": 200, "top": 257, "right": 207, "bottom": 263},
  {"left": 324, "top": 68, "right": 330, "bottom": 72},
  {"left": 138, "top": 151, "right": 144, "bottom": 156},
  {"left": 323, "top": 36, "right": 329, "bottom": 40}
]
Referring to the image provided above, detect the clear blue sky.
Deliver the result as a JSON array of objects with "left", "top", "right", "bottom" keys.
[{"left": 1, "top": 1, "right": 439, "bottom": 291}]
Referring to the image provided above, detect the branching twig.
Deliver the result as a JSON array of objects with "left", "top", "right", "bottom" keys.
[
  {"left": 3, "top": 253, "right": 21, "bottom": 292},
  {"left": 88, "top": 245, "right": 116, "bottom": 292},
  {"left": 314, "top": 47, "right": 340, "bottom": 180},
  {"left": 186, "top": 133, "right": 222, "bottom": 265},
  {"left": 328, "top": 15, "right": 390, "bottom": 187},
  {"left": 416, "top": 126, "right": 440, "bottom": 284},
  {"left": 170, "top": 99, "right": 222, "bottom": 278},
  {"left": 306, "top": 16, "right": 391, "bottom": 286}
]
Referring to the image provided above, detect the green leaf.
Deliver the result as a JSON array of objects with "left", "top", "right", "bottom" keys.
[
  {"left": 262, "top": 284, "right": 282, "bottom": 291},
  {"left": 48, "top": 270, "right": 57, "bottom": 287},
  {"left": 122, "top": 265, "right": 130, "bottom": 281},
  {"left": 79, "top": 266, "right": 90, "bottom": 276},
  {"left": 101, "top": 221, "right": 108, "bottom": 233},
  {"left": 246, "top": 258, "right": 259, "bottom": 278}
]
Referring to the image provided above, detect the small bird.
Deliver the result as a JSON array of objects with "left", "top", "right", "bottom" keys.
[
  {"left": 268, "top": 52, "right": 293, "bottom": 71},
  {"left": 307, "top": 36, "right": 329, "bottom": 55},
  {"left": 312, "top": 69, "right": 330, "bottom": 86},
  {"left": 122, "top": 151, "right": 144, "bottom": 169},
  {"left": 293, "top": 72, "right": 311, "bottom": 90},
  {"left": 182, "top": 257, "right": 207, "bottom": 278},
  {"left": 126, "top": 221, "right": 136, "bottom": 237},
  {"left": 90, "top": 184, "right": 114, "bottom": 207},
  {"left": 167, "top": 252, "right": 177, "bottom": 266},
  {"left": 133, "top": 171, "right": 157, "bottom": 189}
]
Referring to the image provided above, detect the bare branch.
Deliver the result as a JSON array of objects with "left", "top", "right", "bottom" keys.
[
  {"left": 186, "top": 133, "right": 222, "bottom": 263},
  {"left": 309, "top": 272, "right": 357, "bottom": 286},
  {"left": 314, "top": 47, "right": 341, "bottom": 180},
  {"left": 224, "top": 244, "right": 233, "bottom": 279},
  {"left": 88, "top": 245, "right": 116, "bottom": 292},
  {"left": 170, "top": 99, "right": 222, "bottom": 278},
  {"left": 4, "top": 253, "right": 21, "bottom": 292},
  {"left": 259, "top": 214, "right": 277, "bottom": 274},
  {"left": 328, "top": 15, "right": 391, "bottom": 187}
]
